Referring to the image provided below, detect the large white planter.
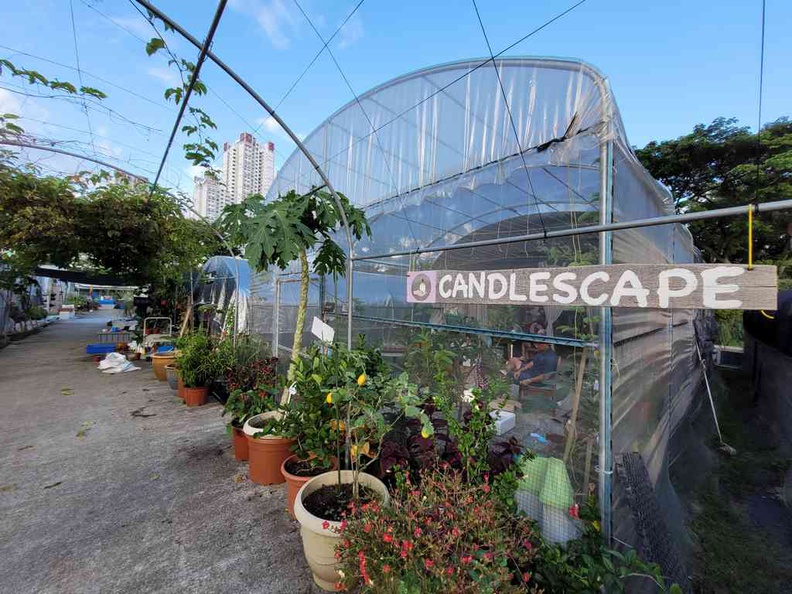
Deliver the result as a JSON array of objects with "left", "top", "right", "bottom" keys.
[
  {"left": 242, "top": 411, "right": 283, "bottom": 437},
  {"left": 294, "top": 470, "right": 389, "bottom": 591}
]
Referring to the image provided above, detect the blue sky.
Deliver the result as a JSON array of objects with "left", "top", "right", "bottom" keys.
[{"left": 1, "top": 0, "right": 790, "bottom": 193}]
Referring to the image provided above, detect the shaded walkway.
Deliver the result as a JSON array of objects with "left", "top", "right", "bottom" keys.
[{"left": 0, "top": 311, "right": 314, "bottom": 593}]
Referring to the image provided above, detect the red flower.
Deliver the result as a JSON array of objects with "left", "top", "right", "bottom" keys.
[
  {"left": 343, "top": 539, "right": 351, "bottom": 548},
  {"left": 413, "top": 527, "right": 422, "bottom": 538},
  {"left": 482, "top": 483, "right": 490, "bottom": 494},
  {"left": 334, "top": 581, "right": 347, "bottom": 591},
  {"left": 364, "top": 522, "right": 372, "bottom": 534},
  {"left": 568, "top": 503, "right": 580, "bottom": 519},
  {"left": 383, "top": 533, "right": 394, "bottom": 543},
  {"left": 446, "top": 567, "right": 454, "bottom": 576},
  {"left": 382, "top": 564, "right": 391, "bottom": 574},
  {"left": 461, "top": 555, "right": 473, "bottom": 564},
  {"left": 522, "top": 571, "right": 532, "bottom": 583},
  {"left": 483, "top": 552, "right": 494, "bottom": 562},
  {"left": 424, "top": 559, "right": 434, "bottom": 569},
  {"left": 522, "top": 539, "right": 533, "bottom": 551},
  {"left": 322, "top": 520, "right": 330, "bottom": 530},
  {"left": 400, "top": 549, "right": 408, "bottom": 559},
  {"left": 334, "top": 551, "right": 342, "bottom": 560},
  {"left": 339, "top": 520, "right": 347, "bottom": 531},
  {"left": 451, "top": 527, "right": 460, "bottom": 538}
]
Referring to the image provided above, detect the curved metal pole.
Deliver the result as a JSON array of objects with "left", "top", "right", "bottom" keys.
[
  {"left": 150, "top": 0, "right": 227, "bottom": 192},
  {"left": 1, "top": 139, "right": 240, "bottom": 345},
  {"left": 133, "top": 0, "right": 356, "bottom": 350}
]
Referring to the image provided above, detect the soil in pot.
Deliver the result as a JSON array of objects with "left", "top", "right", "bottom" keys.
[
  {"left": 284, "top": 457, "right": 333, "bottom": 478},
  {"left": 302, "top": 483, "right": 377, "bottom": 522},
  {"left": 282, "top": 456, "right": 337, "bottom": 518}
]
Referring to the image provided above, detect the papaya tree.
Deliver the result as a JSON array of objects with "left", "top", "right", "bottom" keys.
[{"left": 220, "top": 188, "right": 370, "bottom": 402}]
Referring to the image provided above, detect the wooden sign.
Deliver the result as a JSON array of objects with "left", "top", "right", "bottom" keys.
[{"left": 405, "top": 264, "right": 777, "bottom": 310}]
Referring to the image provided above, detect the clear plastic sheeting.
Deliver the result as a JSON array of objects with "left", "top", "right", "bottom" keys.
[
  {"left": 257, "top": 57, "right": 707, "bottom": 572},
  {"left": 196, "top": 256, "right": 248, "bottom": 335}
]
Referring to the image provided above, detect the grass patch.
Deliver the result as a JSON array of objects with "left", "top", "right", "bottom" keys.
[{"left": 690, "top": 369, "right": 792, "bottom": 593}]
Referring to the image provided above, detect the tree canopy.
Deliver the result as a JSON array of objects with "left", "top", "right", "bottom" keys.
[
  {"left": 636, "top": 117, "right": 791, "bottom": 287},
  {"left": 0, "top": 155, "right": 224, "bottom": 289}
]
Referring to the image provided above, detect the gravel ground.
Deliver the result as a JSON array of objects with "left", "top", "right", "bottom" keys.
[{"left": 0, "top": 311, "right": 317, "bottom": 593}]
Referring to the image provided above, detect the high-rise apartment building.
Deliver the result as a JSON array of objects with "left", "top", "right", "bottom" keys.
[
  {"left": 222, "top": 132, "right": 275, "bottom": 205},
  {"left": 192, "top": 132, "right": 275, "bottom": 220},
  {"left": 192, "top": 175, "right": 224, "bottom": 221}
]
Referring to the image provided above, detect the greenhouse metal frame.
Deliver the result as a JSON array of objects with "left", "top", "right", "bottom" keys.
[{"left": 243, "top": 56, "right": 713, "bottom": 555}]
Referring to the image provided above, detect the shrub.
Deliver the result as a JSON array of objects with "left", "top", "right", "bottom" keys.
[
  {"left": 176, "top": 331, "right": 221, "bottom": 388},
  {"left": 336, "top": 467, "right": 540, "bottom": 593}
]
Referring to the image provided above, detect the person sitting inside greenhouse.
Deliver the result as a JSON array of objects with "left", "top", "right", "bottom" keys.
[{"left": 506, "top": 337, "right": 559, "bottom": 389}]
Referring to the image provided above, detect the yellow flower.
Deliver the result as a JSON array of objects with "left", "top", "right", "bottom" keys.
[
  {"left": 421, "top": 427, "right": 431, "bottom": 439},
  {"left": 325, "top": 392, "right": 333, "bottom": 405},
  {"left": 592, "top": 520, "right": 601, "bottom": 532},
  {"left": 350, "top": 444, "right": 358, "bottom": 457},
  {"left": 357, "top": 373, "right": 367, "bottom": 387}
]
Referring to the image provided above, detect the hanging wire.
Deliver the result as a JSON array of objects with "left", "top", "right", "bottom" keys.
[
  {"left": 150, "top": 0, "right": 228, "bottom": 193},
  {"left": 292, "top": 0, "right": 420, "bottom": 248},
  {"left": 754, "top": 0, "right": 766, "bottom": 200},
  {"left": 286, "top": 0, "right": 588, "bottom": 199},
  {"left": 251, "top": 0, "right": 367, "bottom": 138},
  {"left": 79, "top": 0, "right": 149, "bottom": 43},
  {"left": 0, "top": 44, "right": 174, "bottom": 111},
  {"left": 470, "top": 0, "right": 547, "bottom": 239},
  {"left": 68, "top": 0, "right": 98, "bottom": 157}
]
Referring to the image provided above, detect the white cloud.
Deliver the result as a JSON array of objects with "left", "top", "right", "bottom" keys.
[
  {"left": 0, "top": 88, "right": 21, "bottom": 115},
  {"left": 232, "top": 0, "right": 299, "bottom": 50},
  {"left": 256, "top": 116, "right": 281, "bottom": 133},
  {"left": 186, "top": 164, "right": 206, "bottom": 180},
  {"left": 337, "top": 14, "right": 363, "bottom": 49},
  {"left": 109, "top": 15, "right": 159, "bottom": 41},
  {"left": 147, "top": 67, "right": 179, "bottom": 85},
  {"left": 255, "top": 0, "right": 297, "bottom": 50}
]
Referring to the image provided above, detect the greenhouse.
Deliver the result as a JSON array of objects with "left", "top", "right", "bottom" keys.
[{"left": 222, "top": 56, "right": 708, "bottom": 561}]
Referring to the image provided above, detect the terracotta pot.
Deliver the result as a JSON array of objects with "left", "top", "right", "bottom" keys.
[
  {"left": 281, "top": 455, "right": 338, "bottom": 519},
  {"left": 152, "top": 352, "right": 176, "bottom": 381},
  {"left": 183, "top": 385, "right": 209, "bottom": 407},
  {"left": 232, "top": 425, "right": 249, "bottom": 461},
  {"left": 244, "top": 412, "right": 293, "bottom": 485},
  {"left": 165, "top": 364, "right": 178, "bottom": 390},
  {"left": 177, "top": 376, "right": 185, "bottom": 400},
  {"left": 294, "top": 471, "right": 389, "bottom": 591}
]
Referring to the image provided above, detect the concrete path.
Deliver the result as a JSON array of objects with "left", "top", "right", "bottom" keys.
[{"left": 0, "top": 311, "right": 315, "bottom": 593}]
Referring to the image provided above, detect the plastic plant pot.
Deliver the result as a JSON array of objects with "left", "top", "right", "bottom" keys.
[
  {"left": 183, "top": 386, "right": 209, "bottom": 407},
  {"left": 294, "top": 470, "right": 389, "bottom": 591},
  {"left": 232, "top": 425, "right": 249, "bottom": 461},
  {"left": 165, "top": 364, "right": 178, "bottom": 390},
  {"left": 244, "top": 412, "right": 293, "bottom": 486}
]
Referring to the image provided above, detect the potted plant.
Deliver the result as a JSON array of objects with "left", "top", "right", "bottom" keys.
[
  {"left": 243, "top": 408, "right": 295, "bottom": 485},
  {"left": 293, "top": 360, "right": 432, "bottom": 591},
  {"left": 223, "top": 385, "right": 274, "bottom": 461},
  {"left": 278, "top": 343, "right": 355, "bottom": 517},
  {"left": 175, "top": 332, "right": 220, "bottom": 407},
  {"left": 219, "top": 188, "right": 370, "bottom": 403}
]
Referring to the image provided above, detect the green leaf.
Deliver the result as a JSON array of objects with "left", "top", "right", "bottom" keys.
[{"left": 145, "top": 38, "right": 166, "bottom": 56}]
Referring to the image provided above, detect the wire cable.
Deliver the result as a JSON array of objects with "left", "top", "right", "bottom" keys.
[
  {"left": 471, "top": 0, "right": 547, "bottom": 238},
  {"left": 287, "top": 0, "right": 588, "bottom": 194},
  {"left": 151, "top": 0, "right": 228, "bottom": 192},
  {"left": 250, "top": 0, "right": 366, "bottom": 137},
  {"left": 754, "top": 0, "right": 766, "bottom": 202},
  {"left": 68, "top": 0, "right": 98, "bottom": 157},
  {"left": 0, "top": 44, "right": 173, "bottom": 111},
  {"left": 292, "top": 0, "right": 420, "bottom": 246}
]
